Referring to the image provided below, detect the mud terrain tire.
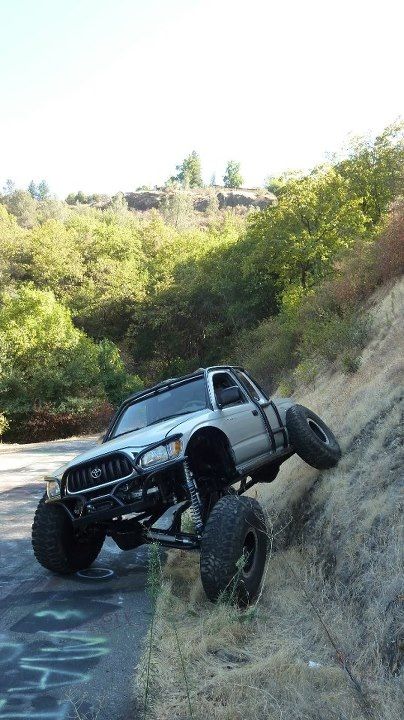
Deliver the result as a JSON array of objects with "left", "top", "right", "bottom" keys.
[
  {"left": 32, "top": 495, "right": 105, "bottom": 574},
  {"left": 200, "top": 495, "right": 268, "bottom": 605},
  {"left": 286, "top": 404, "right": 341, "bottom": 470}
]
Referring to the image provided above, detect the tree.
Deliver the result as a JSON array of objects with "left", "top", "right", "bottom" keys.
[
  {"left": 161, "top": 188, "right": 196, "bottom": 228},
  {"left": 0, "top": 286, "right": 137, "bottom": 416},
  {"left": 2, "top": 190, "right": 37, "bottom": 228},
  {"left": 76, "top": 190, "right": 87, "bottom": 204},
  {"left": 205, "top": 187, "right": 219, "bottom": 215},
  {"left": 109, "top": 192, "right": 128, "bottom": 217},
  {"left": 336, "top": 121, "right": 404, "bottom": 226},
  {"left": 37, "top": 180, "right": 50, "bottom": 200},
  {"left": 27, "top": 220, "right": 84, "bottom": 295},
  {"left": 27, "top": 180, "right": 49, "bottom": 201},
  {"left": 265, "top": 171, "right": 303, "bottom": 197},
  {"left": 223, "top": 161, "right": 243, "bottom": 188},
  {"left": 2, "top": 179, "right": 15, "bottom": 196},
  {"left": 0, "top": 205, "right": 24, "bottom": 292},
  {"left": 28, "top": 181, "right": 39, "bottom": 199},
  {"left": 246, "top": 167, "right": 367, "bottom": 291},
  {"left": 0, "top": 287, "right": 100, "bottom": 413},
  {"left": 171, "top": 151, "right": 203, "bottom": 188},
  {"left": 36, "top": 198, "right": 67, "bottom": 223}
]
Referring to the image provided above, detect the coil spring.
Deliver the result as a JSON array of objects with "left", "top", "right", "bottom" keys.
[{"left": 183, "top": 460, "right": 203, "bottom": 533}]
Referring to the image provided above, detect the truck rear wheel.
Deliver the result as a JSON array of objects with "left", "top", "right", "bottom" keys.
[
  {"left": 200, "top": 495, "right": 268, "bottom": 605},
  {"left": 32, "top": 496, "right": 105, "bottom": 574},
  {"left": 286, "top": 404, "right": 341, "bottom": 469}
]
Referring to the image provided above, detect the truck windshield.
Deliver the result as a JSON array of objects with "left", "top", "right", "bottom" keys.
[{"left": 111, "top": 377, "right": 207, "bottom": 439}]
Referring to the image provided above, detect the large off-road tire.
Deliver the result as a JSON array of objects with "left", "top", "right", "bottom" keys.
[
  {"left": 200, "top": 495, "right": 268, "bottom": 605},
  {"left": 286, "top": 404, "right": 341, "bottom": 470},
  {"left": 32, "top": 496, "right": 105, "bottom": 574}
]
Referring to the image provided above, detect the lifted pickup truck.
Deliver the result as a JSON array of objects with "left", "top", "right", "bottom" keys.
[{"left": 32, "top": 366, "right": 341, "bottom": 603}]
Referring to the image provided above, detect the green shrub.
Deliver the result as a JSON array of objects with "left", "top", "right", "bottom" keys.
[
  {"left": 276, "top": 378, "right": 295, "bottom": 397},
  {"left": 298, "top": 310, "right": 370, "bottom": 365},
  {"left": 235, "top": 315, "right": 298, "bottom": 389},
  {"left": 341, "top": 353, "right": 361, "bottom": 374},
  {"left": 293, "top": 359, "right": 318, "bottom": 386}
]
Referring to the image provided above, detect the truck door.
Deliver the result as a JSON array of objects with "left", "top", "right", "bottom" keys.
[
  {"left": 233, "top": 369, "right": 285, "bottom": 450},
  {"left": 209, "top": 370, "right": 271, "bottom": 465}
]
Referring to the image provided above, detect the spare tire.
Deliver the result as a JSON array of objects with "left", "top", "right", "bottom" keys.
[{"left": 286, "top": 404, "right": 341, "bottom": 470}]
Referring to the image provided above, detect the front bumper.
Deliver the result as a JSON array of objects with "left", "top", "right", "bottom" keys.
[
  {"left": 65, "top": 493, "right": 158, "bottom": 528},
  {"left": 52, "top": 435, "right": 185, "bottom": 527}
]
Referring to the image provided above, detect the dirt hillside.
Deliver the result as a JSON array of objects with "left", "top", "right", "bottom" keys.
[{"left": 137, "top": 277, "right": 404, "bottom": 720}]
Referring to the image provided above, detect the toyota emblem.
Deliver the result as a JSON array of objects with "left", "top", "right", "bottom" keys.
[{"left": 91, "top": 467, "right": 102, "bottom": 479}]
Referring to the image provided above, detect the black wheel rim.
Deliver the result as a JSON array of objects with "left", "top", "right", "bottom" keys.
[
  {"left": 242, "top": 529, "right": 258, "bottom": 576},
  {"left": 307, "top": 418, "right": 329, "bottom": 444}
]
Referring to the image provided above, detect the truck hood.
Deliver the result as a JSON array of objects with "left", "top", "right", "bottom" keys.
[{"left": 57, "top": 409, "right": 210, "bottom": 476}]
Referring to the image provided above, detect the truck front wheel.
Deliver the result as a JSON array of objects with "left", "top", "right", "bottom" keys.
[
  {"left": 32, "top": 496, "right": 105, "bottom": 574},
  {"left": 200, "top": 495, "right": 268, "bottom": 605}
]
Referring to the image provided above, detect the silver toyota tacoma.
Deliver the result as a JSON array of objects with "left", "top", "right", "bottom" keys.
[{"left": 32, "top": 366, "right": 341, "bottom": 603}]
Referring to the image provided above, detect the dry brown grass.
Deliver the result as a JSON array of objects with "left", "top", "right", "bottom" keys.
[{"left": 136, "top": 279, "right": 404, "bottom": 720}]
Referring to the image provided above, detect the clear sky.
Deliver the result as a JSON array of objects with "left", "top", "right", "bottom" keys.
[{"left": 0, "top": 0, "right": 402, "bottom": 197}]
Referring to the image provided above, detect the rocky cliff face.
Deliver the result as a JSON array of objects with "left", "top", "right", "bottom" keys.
[
  {"left": 124, "top": 187, "right": 277, "bottom": 213},
  {"left": 124, "top": 191, "right": 163, "bottom": 211}
]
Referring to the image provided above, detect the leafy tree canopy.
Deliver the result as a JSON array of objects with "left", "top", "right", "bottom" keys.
[
  {"left": 0, "top": 286, "right": 141, "bottom": 415},
  {"left": 336, "top": 121, "right": 404, "bottom": 225},
  {"left": 223, "top": 160, "right": 243, "bottom": 188},
  {"left": 170, "top": 151, "right": 203, "bottom": 188},
  {"left": 246, "top": 167, "right": 367, "bottom": 291},
  {"left": 2, "top": 190, "right": 37, "bottom": 228},
  {"left": 28, "top": 179, "right": 50, "bottom": 201}
]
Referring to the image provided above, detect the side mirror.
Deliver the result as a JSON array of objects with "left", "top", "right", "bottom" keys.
[{"left": 217, "top": 385, "right": 243, "bottom": 408}]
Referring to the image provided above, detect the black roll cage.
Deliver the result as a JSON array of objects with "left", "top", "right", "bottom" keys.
[{"left": 103, "top": 366, "right": 269, "bottom": 443}]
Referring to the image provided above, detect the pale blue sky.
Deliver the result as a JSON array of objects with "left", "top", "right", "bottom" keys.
[{"left": 0, "top": 0, "right": 402, "bottom": 197}]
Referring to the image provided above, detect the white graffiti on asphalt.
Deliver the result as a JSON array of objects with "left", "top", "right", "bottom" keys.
[{"left": 0, "top": 632, "right": 109, "bottom": 719}]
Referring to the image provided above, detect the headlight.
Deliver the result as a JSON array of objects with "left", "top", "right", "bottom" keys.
[
  {"left": 46, "top": 477, "right": 61, "bottom": 499},
  {"left": 140, "top": 439, "right": 183, "bottom": 468}
]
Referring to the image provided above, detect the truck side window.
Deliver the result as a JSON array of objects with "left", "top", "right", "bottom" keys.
[{"left": 212, "top": 372, "right": 246, "bottom": 406}]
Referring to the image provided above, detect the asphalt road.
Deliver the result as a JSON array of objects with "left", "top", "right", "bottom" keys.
[{"left": 0, "top": 437, "right": 151, "bottom": 720}]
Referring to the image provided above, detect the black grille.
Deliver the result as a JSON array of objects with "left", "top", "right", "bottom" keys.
[{"left": 65, "top": 453, "right": 133, "bottom": 493}]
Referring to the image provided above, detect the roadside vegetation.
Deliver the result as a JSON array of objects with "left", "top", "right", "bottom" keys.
[{"left": 0, "top": 122, "right": 402, "bottom": 441}]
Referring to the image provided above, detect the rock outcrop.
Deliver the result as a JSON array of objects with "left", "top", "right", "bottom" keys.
[{"left": 124, "top": 187, "right": 277, "bottom": 213}]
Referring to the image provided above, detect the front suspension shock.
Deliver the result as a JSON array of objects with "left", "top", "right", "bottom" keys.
[{"left": 183, "top": 459, "right": 203, "bottom": 533}]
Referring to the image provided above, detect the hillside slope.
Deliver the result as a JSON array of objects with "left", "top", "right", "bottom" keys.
[{"left": 137, "top": 278, "right": 403, "bottom": 720}]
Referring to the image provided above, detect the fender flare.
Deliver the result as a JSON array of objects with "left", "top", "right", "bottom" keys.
[{"left": 185, "top": 425, "right": 237, "bottom": 477}]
